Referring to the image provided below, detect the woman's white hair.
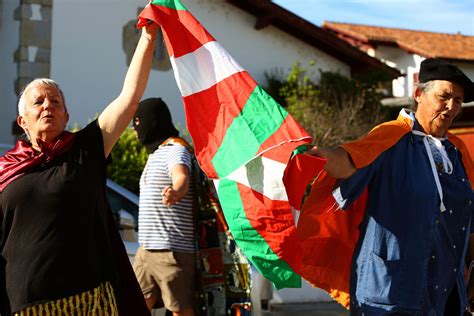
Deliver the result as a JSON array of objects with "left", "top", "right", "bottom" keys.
[
  {"left": 412, "top": 80, "right": 435, "bottom": 111},
  {"left": 17, "top": 78, "right": 67, "bottom": 116}
]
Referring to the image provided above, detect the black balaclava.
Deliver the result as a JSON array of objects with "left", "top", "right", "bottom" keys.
[{"left": 133, "top": 98, "right": 179, "bottom": 153}]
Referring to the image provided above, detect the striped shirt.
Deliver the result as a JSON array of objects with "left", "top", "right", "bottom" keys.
[{"left": 138, "top": 144, "right": 195, "bottom": 252}]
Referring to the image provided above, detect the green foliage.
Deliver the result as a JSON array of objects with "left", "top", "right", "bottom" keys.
[
  {"left": 106, "top": 128, "right": 149, "bottom": 194},
  {"left": 265, "top": 63, "right": 392, "bottom": 147},
  {"left": 264, "top": 69, "right": 289, "bottom": 107},
  {"left": 106, "top": 124, "right": 193, "bottom": 194}
]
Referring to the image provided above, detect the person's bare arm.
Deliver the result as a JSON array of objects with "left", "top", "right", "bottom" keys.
[
  {"left": 98, "top": 22, "right": 159, "bottom": 157},
  {"left": 162, "top": 164, "right": 190, "bottom": 207},
  {"left": 308, "top": 145, "right": 356, "bottom": 179}
]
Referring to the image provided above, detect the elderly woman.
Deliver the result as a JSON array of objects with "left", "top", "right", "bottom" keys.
[
  {"left": 308, "top": 59, "right": 474, "bottom": 315},
  {"left": 0, "top": 17, "right": 158, "bottom": 316}
]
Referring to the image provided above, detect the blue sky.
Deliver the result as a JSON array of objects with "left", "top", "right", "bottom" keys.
[{"left": 273, "top": 0, "right": 474, "bottom": 36}]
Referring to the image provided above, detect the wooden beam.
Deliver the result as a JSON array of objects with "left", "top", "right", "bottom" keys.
[{"left": 255, "top": 14, "right": 273, "bottom": 30}]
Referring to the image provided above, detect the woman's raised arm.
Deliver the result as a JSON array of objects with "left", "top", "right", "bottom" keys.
[{"left": 98, "top": 21, "right": 159, "bottom": 157}]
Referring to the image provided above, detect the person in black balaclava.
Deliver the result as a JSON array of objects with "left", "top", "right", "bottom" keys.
[
  {"left": 132, "top": 97, "right": 179, "bottom": 153},
  {"left": 132, "top": 98, "right": 197, "bottom": 316}
]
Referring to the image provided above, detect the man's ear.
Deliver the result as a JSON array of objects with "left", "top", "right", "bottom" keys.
[{"left": 414, "top": 87, "right": 423, "bottom": 103}]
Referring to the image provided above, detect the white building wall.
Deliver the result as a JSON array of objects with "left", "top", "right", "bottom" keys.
[
  {"left": 373, "top": 46, "right": 422, "bottom": 98},
  {"left": 374, "top": 46, "right": 474, "bottom": 100},
  {"left": 50, "top": 0, "right": 349, "bottom": 132},
  {"left": 452, "top": 61, "right": 474, "bottom": 81},
  {"left": 0, "top": 0, "right": 20, "bottom": 144},
  {"left": 186, "top": 0, "right": 350, "bottom": 83}
]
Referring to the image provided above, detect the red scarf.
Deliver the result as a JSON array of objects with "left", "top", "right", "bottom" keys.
[{"left": 0, "top": 132, "right": 76, "bottom": 192}]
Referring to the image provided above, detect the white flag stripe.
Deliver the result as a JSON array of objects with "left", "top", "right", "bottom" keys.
[
  {"left": 170, "top": 41, "right": 244, "bottom": 97},
  {"left": 291, "top": 206, "right": 301, "bottom": 227},
  {"left": 213, "top": 179, "right": 220, "bottom": 196},
  {"left": 226, "top": 156, "right": 289, "bottom": 201}
]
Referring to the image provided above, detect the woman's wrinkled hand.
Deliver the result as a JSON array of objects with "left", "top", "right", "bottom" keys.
[{"left": 142, "top": 20, "right": 160, "bottom": 41}]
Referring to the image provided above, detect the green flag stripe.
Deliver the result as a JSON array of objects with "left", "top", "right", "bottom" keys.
[
  {"left": 293, "top": 144, "right": 309, "bottom": 156},
  {"left": 217, "top": 179, "right": 301, "bottom": 288},
  {"left": 151, "top": 0, "right": 187, "bottom": 11},
  {"left": 212, "top": 86, "right": 289, "bottom": 177}
]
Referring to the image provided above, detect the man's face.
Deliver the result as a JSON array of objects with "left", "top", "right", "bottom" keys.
[
  {"left": 415, "top": 80, "right": 464, "bottom": 137},
  {"left": 17, "top": 83, "right": 69, "bottom": 144}
]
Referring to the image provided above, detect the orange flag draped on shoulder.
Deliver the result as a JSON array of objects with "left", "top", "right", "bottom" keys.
[{"left": 298, "top": 110, "right": 474, "bottom": 308}]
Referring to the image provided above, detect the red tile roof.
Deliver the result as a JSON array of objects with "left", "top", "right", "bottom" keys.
[{"left": 323, "top": 22, "right": 474, "bottom": 62}]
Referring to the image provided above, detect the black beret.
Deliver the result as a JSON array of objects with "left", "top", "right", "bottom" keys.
[{"left": 419, "top": 58, "right": 474, "bottom": 102}]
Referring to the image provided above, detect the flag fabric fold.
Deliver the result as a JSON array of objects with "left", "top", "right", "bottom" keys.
[
  {"left": 138, "top": 0, "right": 320, "bottom": 289},
  {"left": 139, "top": 5, "right": 474, "bottom": 306},
  {"left": 297, "top": 111, "right": 474, "bottom": 308}
]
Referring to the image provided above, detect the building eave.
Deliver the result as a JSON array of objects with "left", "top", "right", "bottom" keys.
[
  {"left": 322, "top": 22, "right": 474, "bottom": 63},
  {"left": 226, "top": 0, "right": 401, "bottom": 79}
]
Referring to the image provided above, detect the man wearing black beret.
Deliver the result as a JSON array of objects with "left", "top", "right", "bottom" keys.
[
  {"left": 418, "top": 58, "right": 474, "bottom": 104},
  {"left": 306, "top": 58, "right": 474, "bottom": 315}
]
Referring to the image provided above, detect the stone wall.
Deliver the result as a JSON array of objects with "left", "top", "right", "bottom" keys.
[
  {"left": 14, "top": 0, "right": 52, "bottom": 94},
  {"left": 122, "top": 7, "right": 171, "bottom": 71}
]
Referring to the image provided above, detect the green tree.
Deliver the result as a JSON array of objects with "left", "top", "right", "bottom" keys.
[
  {"left": 106, "top": 128, "right": 149, "bottom": 194},
  {"left": 265, "top": 63, "right": 392, "bottom": 147},
  {"left": 106, "top": 125, "right": 193, "bottom": 194}
]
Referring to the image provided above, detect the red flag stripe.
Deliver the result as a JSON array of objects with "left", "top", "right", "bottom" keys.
[
  {"left": 259, "top": 141, "right": 308, "bottom": 165},
  {"left": 257, "top": 115, "right": 312, "bottom": 164},
  {"left": 236, "top": 182, "right": 302, "bottom": 272},
  {"left": 183, "top": 71, "right": 258, "bottom": 178},
  {"left": 138, "top": 5, "right": 215, "bottom": 58},
  {"left": 283, "top": 154, "right": 327, "bottom": 210}
]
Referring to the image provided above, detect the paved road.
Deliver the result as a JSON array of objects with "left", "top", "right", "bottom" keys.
[
  {"left": 153, "top": 302, "right": 348, "bottom": 316},
  {"left": 153, "top": 298, "right": 348, "bottom": 316},
  {"left": 262, "top": 302, "right": 349, "bottom": 316}
]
